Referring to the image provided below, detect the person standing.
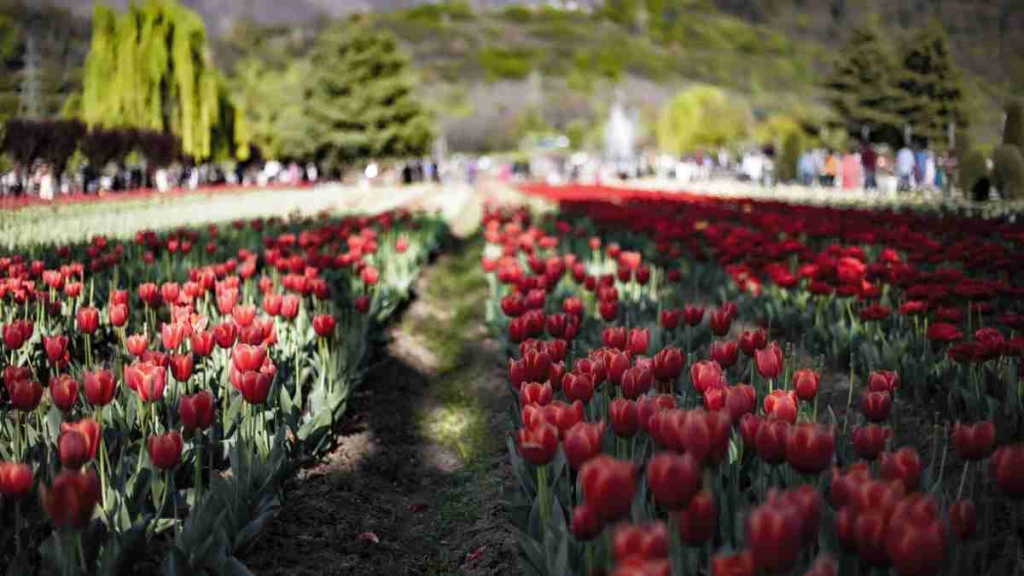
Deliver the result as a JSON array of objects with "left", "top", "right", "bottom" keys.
[
  {"left": 861, "top": 142, "right": 878, "bottom": 191},
  {"left": 824, "top": 150, "right": 840, "bottom": 187},
  {"left": 896, "top": 144, "right": 915, "bottom": 192},
  {"left": 842, "top": 147, "right": 862, "bottom": 190}
]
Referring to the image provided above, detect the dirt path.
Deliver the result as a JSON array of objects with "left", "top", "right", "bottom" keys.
[{"left": 245, "top": 186, "right": 519, "bottom": 576}]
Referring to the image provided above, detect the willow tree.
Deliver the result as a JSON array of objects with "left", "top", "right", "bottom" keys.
[{"left": 81, "top": 1, "right": 245, "bottom": 160}]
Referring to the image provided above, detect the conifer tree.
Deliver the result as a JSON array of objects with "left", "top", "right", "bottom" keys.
[
  {"left": 825, "top": 22, "right": 903, "bottom": 146},
  {"left": 306, "top": 24, "right": 434, "bottom": 172},
  {"left": 1003, "top": 99, "right": 1024, "bottom": 150},
  {"left": 894, "top": 21, "right": 966, "bottom": 147}
]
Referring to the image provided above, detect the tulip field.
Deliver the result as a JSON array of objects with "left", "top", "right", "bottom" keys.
[
  {"left": 2, "top": 180, "right": 1023, "bottom": 576},
  {"left": 0, "top": 193, "right": 447, "bottom": 574},
  {"left": 493, "top": 184, "right": 1024, "bottom": 576}
]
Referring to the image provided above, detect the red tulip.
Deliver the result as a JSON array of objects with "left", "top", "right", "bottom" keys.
[
  {"left": 949, "top": 499, "right": 977, "bottom": 540},
  {"left": 232, "top": 303, "right": 257, "bottom": 327},
  {"left": 44, "top": 335, "right": 69, "bottom": 364},
  {"left": 599, "top": 300, "right": 618, "bottom": 322},
  {"left": 213, "top": 321, "right": 238, "bottom": 348},
  {"left": 231, "top": 367, "right": 273, "bottom": 404},
  {"left": 41, "top": 469, "right": 100, "bottom": 528},
  {"left": 606, "top": 349, "right": 631, "bottom": 384},
  {"left": 763, "top": 389, "right": 798, "bottom": 423},
  {"left": 737, "top": 329, "right": 767, "bottom": 357},
  {"left": 8, "top": 378, "right": 43, "bottom": 411},
  {"left": 563, "top": 421, "right": 605, "bottom": 470},
  {"left": 0, "top": 461, "right": 33, "bottom": 498},
  {"left": 125, "top": 333, "right": 149, "bottom": 356},
  {"left": 312, "top": 314, "right": 337, "bottom": 337},
  {"left": 991, "top": 444, "right": 1024, "bottom": 496},
  {"left": 659, "top": 309, "right": 681, "bottom": 330},
  {"left": 792, "top": 368, "right": 820, "bottom": 401},
  {"left": 170, "top": 353, "right": 195, "bottom": 382},
  {"left": 179, "top": 391, "right": 215, "bottom": 431},
  {"left": 232, "top": 344, "right": 266, "bottom": 372},
  {"left": 637, "top": 395, "right": 675, "bottom": 433},
  {"left": 602, "top": 326, "right": 627, "bottom": 350},
  {"left": 880, "top": 447, "right": 923, "bottom": 491},
  {"left": 755, "top": 418, "right": 790, "bottom": 465},
  {"left": 673, "top": 490, "right": 715, "bottom": 545},
  {"left": 867, "top": 370, "right": 901, "bottom": 393},
  {"left": 58, "top": 419, "right": 100, "bottom": 469},
  {"left": 354, "top": 295, "right": 371, "bottom": 314},
  {"left": 76, "top": 306, "right": 100, "bottom": 334},
  {"left": 690, "top": 360, "right": 724, "bottom": 394},
  {"left": 571, "top": 504, "right": 603, "bottom": 541},
  {"left": 148, "top": 431, "right": 184, "bottom": 470},
  {"left": 50, "top": 374, "right": 79, "bottom": 411},
  {"left": 125, "top": 361, "right": 166, "bottom": 402},
  {"left": 853, "top": 425, "right": 891, "bottom": 460},
  {"left": 786, "top": 422, "right": 835, "bottom": 474},
  {"left": 190, "top": 330, "right": 215, "bottom": 357},
  {"left": 952, "top": 421, "right": 996, "bottom": 460},
  {"left": 161, "top": 321, "right": 187, "bottom": 351},
  {"left": 746, "top": 503, "right": 802, "bottom": 572},
  {"left": 711, "top": 551, "right": 755, "bottom": 576},
  {"left": 739, "top": 413, "right": 764, "bottom": 448},
  {"left": 263, "top": 293, "right": 283, "bottom": 316},
  {"left": 138, "top": 282, "right": 160, "bottom": 306},
  {"left": 108, "top": 304, "right": 129, "bottom": 327},
  {"left": 682, "top": 305, "right": 705, "bottom": 327},
  {"left": 927, "top": 322, "right": 963, "bottom": 343},
  {"left": 754, "top": 342, "right": 783, "bottom": 379},
  {"left": 82, "top": 370, "right": 114, "bottom": 405},
  {"left": 580, "top": 455, "right": 637, "bottom": 521},
  {"left": 621, "top": 366, "right": 654, "bottom": 399},
  {"left": 519, "top": 382, "right": 553, "bottom": 406},
  {"left": 710, "top": 340, "right": 739, "bottom": 368},
  {"left": 610, "top": 398, "right": 639, "bottom": 438},
  {"left": 709, "top": 308, "right": 732, "bottom": 337},
  {"left": 627, "top": 328, "right": 650, "bottom": 356},
  {"left": 161, "top": 282, "right": 180, "bottom": 305},
  {"left": 804, "top": 556, "right": 838, "bottom": 576},
  {"left": 3, "top": 322, "right": 26, "bottom": 349},
  {"left": 646, "top": 452, "right": 701, "bottom": 509},
  {"left": 613, "top": 522, "right": 668, "bottom": 561},
  {"left": 886, "top": 497, "right": 945, "bottom": 576},
  {"left": 281, "top": 294, "right": 301, "bottom": 320},
  {"left": 861, "top": 390, "right": 892, "bottom": 422},
  {"left": 724, "top": 384, "right": 756, "bottom": 422},
  {"left": 562, "top": 297, "right": 583, "bottom": 317},
  {"left": 361, "top": 265, "right": 380, "bottom": 286},
  {"left": 517, "top": 422, "right": 559, "bottom": 465}
]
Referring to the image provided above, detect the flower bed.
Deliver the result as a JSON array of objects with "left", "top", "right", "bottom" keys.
[
  {"left": 0, "top": 207, "right": 446, "bottom": 574},
  {"left": 485, "top": 183, "right": 1024, "bottom": 576}
]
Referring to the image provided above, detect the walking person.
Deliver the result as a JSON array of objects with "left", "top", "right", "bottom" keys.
[
  {"left": 861, "top": 142, "right": 878, "bottom": 191},
  {"left": 896, "top": 144, "right": 915, "bottom": 193},
  {"left": 841, "top": 147, "right": 862, "bottom": 191}
]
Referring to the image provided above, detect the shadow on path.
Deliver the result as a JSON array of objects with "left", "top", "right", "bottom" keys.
[{"left": 245, "top": 239, "right": 516, "bottom": 576}]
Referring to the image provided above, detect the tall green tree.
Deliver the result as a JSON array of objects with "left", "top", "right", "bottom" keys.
[
  {"left": 306, "top": 24, "right": 434, "bottom": 172},
  {"left": 656, "top": 84, "right": 751, "bottom": 154},
  {"left": 894, "top": 21, "right": 966, "bottom": 147},
  {"left": 826, "top": 22, "right": 904, "bottom": 146},
  {"left": 81, "top": 1, "right": 245, "bottom": 160}
]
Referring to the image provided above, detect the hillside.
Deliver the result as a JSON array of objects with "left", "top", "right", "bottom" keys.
[{"left": 3, "top": 0, "right": 1020, "bottom": 153}]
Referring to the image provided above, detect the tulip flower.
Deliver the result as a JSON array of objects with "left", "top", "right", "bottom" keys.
[
  {"left": 737, "top": 329, "right": 767, "bottom": 357},
  {"left": 880, "top": 447, "right": 923, "bottom": 491},
  {"left": 8, "top": 379, "right": 43, "bottom": 412},
  {"left": 646, "top": 452, "right": 700, "bottom": 509},
  {"left": 673, "top": 490, "right": 715, "bottom": 545},
  {"left": 610, "top": 398, "right": 639, "bottom": 438},
  {"left": 792, "top": 368, "right": 820, "bottom": 401},
  {"left": 867, "top": 370, "right": 901, "bottom": 394},
  {"left": 517, "top": 422, "right": 559, "bottom": 466},
  {"left": 571, "top": 504, "right": 602, "bottom": 541},
  {"left": 3, "top": 322, "right": 26, "bottom": 350},
  {"left": 190, "top": 330, "right": 215, "bottom": 357},
  {"left": 109, "top": 303, "right": 129, "bottom": 327},
  {"left": 281, "top": 294, "right": 301, "bottom": 320},
  {"left": 746, "top": 503, "right": 802, "bottom": 572},
  {"left": 711, "top": 551, "right": 755, "bottom": 576},
  {"left": 853, "top": 425, "right": 892, "bottom": 460},
  {"left": 0, "top": 461, "right": 33, "bottom": 498},
  {"left": 690, "top": 360, "right": 724, "bottom": 394},
  {"left": 50, "top": 374, "right": 79, "bottom": 411},
  {"left": 612, "top": 522, "right": 668, "bottom": 562},
  {"left": 785, "top": 422, "right": 835, "bottom": 474},
  {"left": 354, "top": 295, "right": 371, "bottom": 314},
  {"left": 991, "top": 444, "right": 1024, "bottom": 496},
  {"left": 125, "top": 361, "right": 167, "bottom": 402},
  {"left": 82, "top": 366, "right": 115, "bottom": 403},
  {"left": 147, "top": 431, "right": 184, "bottom": 470},
  {"left": 754, "top": 342, "right": 783, "bottom": 380},
  {"left": 682, "top": 305, "right": 705, "bottom": 327},
  {"left": 621, "top": 366, "right": 654, "bottom": 399},
  {"left": 563, "top": 421, "right": 605, "bottom": 470},
  {"left": 41, "top": 469, "right": 100, "bottom": 529},
  {"left": 231, "top": 367, "right": 273, "bottom": 405},
  {"left": 605, "top": 349, "right": 630, "bottom": 385},
  {"left": 161, "top": 321, "right": 187, "bottom": 350},
  {"left": 709, "top": 308, "right": 732, "bottom": 336},
  {"left": 763, "top": 389, "right": 798, "bottom": 423},
  {"left": 125, "top": 333, "right": 149, "bottom": 357},
  {"left": 179, "top": 391, "right": 215, "bottom": 431},
  {"left": 755, "top": 418, "right": 790, "bottom": 465},
  {"left": 43, "top": 335, "right": 69, "bottom": 365},
  {"left": 952, "top": 421, "right": 996, "bottom": 460},
  {"left": 580, "top": 455, "right": 637, "bottom": 521},
  {"left": 232, "top": 344, "right": 267, "bottom": 372},
  {"left": 861, "top": 390, "right": 893, "bottom": 422},
  {"left": 710, "top": 340, "right": 739, "bottom": 368},
  {"left": 76, "top": 306, "right": 100, "bottom": 334},
  {"left": 519, "top": 382, "right": 553, "bottom": 406},
  {"left": 312, "top": 314, "right": 337, "bottom": 337}
]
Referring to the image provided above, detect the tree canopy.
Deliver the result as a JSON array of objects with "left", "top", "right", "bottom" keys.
[
  {"left": 81, "top": 0, "right": 246, "bottom": 161},
  {"left": 893, "top": 21, "right": 966, "bottom": 147},
  {"left": 306, "top": 24, "right": 434, "bottom": 171},
  {"left": 656, "top": 84, "right": 750, "bottom": 154}
]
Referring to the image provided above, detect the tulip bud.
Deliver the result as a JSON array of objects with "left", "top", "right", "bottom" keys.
[
  {"left": 709, "top": 308, "right": 732, "bottom": 336},
  {"left": 76, "top": 306, "right": 100, "bottom": 335},
  {"left": 853, "top": 424, "right": 891, "bottom": 460},
  {"left": 0, "top": 461, "right": 33, "bottom": 498},
  {"left": 43, "top": 335, "right": 69, "bottom": 365},
  {"left": 949, "top": 499, "right": 977, "bottom": 540},
  {"left": 519, "top": 382, "right": 553, "bottom": 406},
  {"left": 709, "top": 340, "right": 739, "bottom": 368},
  {"left": 991, "top": 444, "right": 1024, "bottom": 497},
  {"left": 682, "top": 305, "right": 704, "bottom": 327},
  {"left": 746, "top": 503, "right": 802, "bottom": 572},
  {"left": 861, "top": 390, "right": 893, "bottom": 422},
  {"left": 792, "top": 368, "right": 820, "bottom": 401},
  {"left": 785, "top": 423, "right": 835, "bottom": 474},
  {"left": 41, "top": 469, "right": 100, "bottom": 528},
  {"left": 109, "top": 304, "right": 129, "bottom": 327},
  {"left": 674, "top": 490, "right": 715, "bottom": 545},
  {"left": 179, "top": 391, "right": 215, "bottom": 431},
  {"left": 517, "top": 423, "right": 559, "bottom": 466},
  {"left": 646, "top": 452, "right": 701, "bottom": 509},
  {"left": 610, "top": 398, "right": 639, "bottom": 438},
  {"left": 755, "top": 418, "right": 790, "bottom": 465},
  {"left": 763, "top": 389, "right": 798, "bottom": 423},
  {"left": 563, "top": 421, "right": 605, "bottom": 470},
  {"left": 148, "top": 431, "right": 184, "bottom": 470},
  {"left": 754, "top": 342, "right": 783, "bottom": 379},
  {"left": 580, "top": 455, "right": 637, "bottom": 521},
  {"left": 952, "top": 421, "right": 996, "bottom": 461},
  {"left": 49, "top": 374, "right": 79, "bottom": 412},
  {"left": 880, "top": 447, "right": 923, "bottom": 491},
  {"left": 571, "top": 504, "right": 603, "bottom": 541}
]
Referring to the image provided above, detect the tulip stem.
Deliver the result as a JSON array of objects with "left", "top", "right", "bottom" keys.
[
  {"left": 85, "top": 334, "right": 92, "bottom": 370},
  {"left": 957, "top": 461, "right": 970, "bottom": 501},
  {"left": 536, "top": 465, "right": 549, "bottom": 530}
]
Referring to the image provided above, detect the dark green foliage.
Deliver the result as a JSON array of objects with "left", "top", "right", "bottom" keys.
[
  {"left": 778, "top": 130, "right": 804, "bottom": 183},
  {"left": 992, "top": 144, "right": 1024, "bottom": 200},
  {"left": 306, "top": 25, "right": 434, "bottom": 172},
  {"left": 894, "top": 22, "right": 966, "bottom": 147},
  {"left": 956, "top": 140, "right": 989, "bottom": 195},
  {"left": 478, "top": 46, "right": 540, "bottom": 81},
  {"left": 826, "top": 23, "right": 904, "bottom": 147},
  {"left": 1003, "top": 99, "right": 1024, "bottom": 150}
]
